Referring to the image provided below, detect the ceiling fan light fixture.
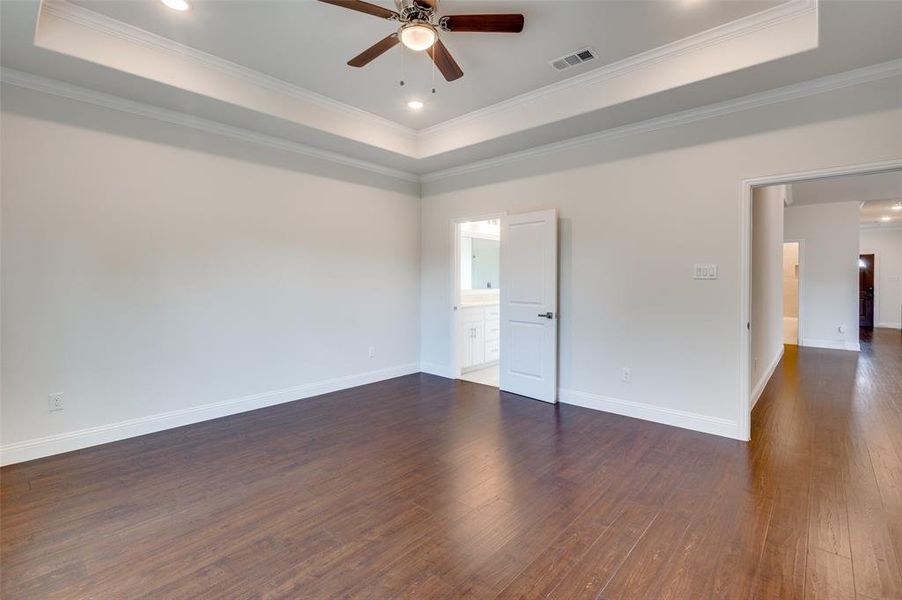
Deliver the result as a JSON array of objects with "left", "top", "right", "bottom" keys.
[{"left": 400, "top": 23, "right": 437, "bottom": 51}]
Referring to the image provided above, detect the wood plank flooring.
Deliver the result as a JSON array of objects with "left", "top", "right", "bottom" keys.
[{"left": 2, "top": 328, "right": 901, "bottom": 598}]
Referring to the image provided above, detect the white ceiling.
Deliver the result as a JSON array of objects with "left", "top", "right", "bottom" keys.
[
  {"left": 790, "top": 170, "right": 902, "bottom": 227},
  {"left": 861, "top": 198, "right": 902, "bottom": 228},
  {"left": 1, "top": 0, "right": 901, "bottom": 177},
  {"left": 67, "top": 0, "right": 786, "bottom": 129}
]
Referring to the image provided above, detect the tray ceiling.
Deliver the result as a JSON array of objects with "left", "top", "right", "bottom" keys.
[
  {"left": 67, "top": 0, "right": 787, "bottom": 129},
  {"left": 2, "top": 0, "right": 900, "bottom": 179}
]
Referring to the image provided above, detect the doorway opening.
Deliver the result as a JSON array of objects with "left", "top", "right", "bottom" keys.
[
  {"left": 859, "top": 253, "right": 875, "bottom": 330},
  {"left": 454, "top": 218, "right": 501, "bottom": 387},
  {"left": 782, "top": 241, "right": 800, "bottom": 345},
  {"left": 741, "top": 159, "right": 902, "bottom": 441}
]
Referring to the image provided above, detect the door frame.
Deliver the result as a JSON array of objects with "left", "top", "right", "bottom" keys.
[
  {"left": 449, "top": 212, "right": 506, "bottom": 380},
  {"left": 739, "top": 158, "right": 902, "bottom": 442},
  {"left": 782, "top": 239, "right": 804, "bottom": 345},
  {"left": 857, "top": 250, "right": 879, "bottom": 328}
]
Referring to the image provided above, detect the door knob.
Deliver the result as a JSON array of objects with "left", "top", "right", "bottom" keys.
[{"left": 538, "top": 312, "right": 554, "bottom": 319}]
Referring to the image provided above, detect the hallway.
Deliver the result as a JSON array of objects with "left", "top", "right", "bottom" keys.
[{"left": 749, "top": 327, "right": 902, "bottom": 598}]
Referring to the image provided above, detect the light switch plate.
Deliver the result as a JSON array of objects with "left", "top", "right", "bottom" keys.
[{"left": 694, "top": 263, "right": 718, "bottom": 280}]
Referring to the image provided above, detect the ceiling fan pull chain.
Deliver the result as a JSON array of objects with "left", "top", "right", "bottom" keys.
[{"left": 399, "top": 42, "right": 405, "bottom": 87}]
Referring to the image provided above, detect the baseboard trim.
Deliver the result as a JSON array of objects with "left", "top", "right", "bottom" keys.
[
  {"left": 0, "top": 363, "right": 419, "bottom": 466},
  {"left": 558, "top": 388, "right": 740, "bottom": 440},
  {"left": 419, "top": 362, "right": 456, "bottom": 379},
  {"left": 751, "top": 347, "right": 784, "bottom": 410},
  {"left": 876, "top": 322, "right": 902, "bottom": 330},
  {"left": 801, "top": 338, "right": 860, "bottom": 352}
]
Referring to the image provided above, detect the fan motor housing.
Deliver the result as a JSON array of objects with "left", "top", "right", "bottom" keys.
[{"left": 396, "top": 0, "right": 436, "bottom": 23}]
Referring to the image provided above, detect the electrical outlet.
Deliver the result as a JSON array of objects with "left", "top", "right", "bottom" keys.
[
  {"left": 48, "top": 392, "right": 64, "bottom": 412},
  {"left": 368, "top": 346, "right": 376, "bottom": 358},
  {"left": 621, "top": 367, "right": 632, "bottom": 383}
]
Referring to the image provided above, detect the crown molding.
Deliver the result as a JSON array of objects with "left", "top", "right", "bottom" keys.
[
  {"left": 418, "top": 0, "right": 818, "bottom": 138},
  {"left": 41, "top": 0, "right": 418, "bottom": 141},
  {"left": 40, "top": 0, "right": 818, "bottom": 158},
  {"left": 5, "top": 57, "right": 898, "bottom": 187},
  {"left": 420, "top": 58, "right": 902, "bottom": 183},
  {"left": 0, "top": 67, "right": 420, "bottom": 183}
]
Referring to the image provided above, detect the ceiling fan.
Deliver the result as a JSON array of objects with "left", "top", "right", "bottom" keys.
[{"left": 317, "top": 0, "right": 525, "bottom": 82}]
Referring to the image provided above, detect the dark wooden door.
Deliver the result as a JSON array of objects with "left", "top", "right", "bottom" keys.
[{"left": 859, "top": 253, "right": 875, "bottom": 328}]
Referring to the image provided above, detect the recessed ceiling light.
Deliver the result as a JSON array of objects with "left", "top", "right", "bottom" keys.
[
  {"left": 880, "top": 216, "right": 892, "bottom": 222},
  {"left": 407, "top": 100, "right": 424, "bottom": 110},
  {"left": 162, "top": 0, "right": 190, "bottom": 11},
  {"left": 892, "top": 203, "right": 902, "bottom": 211}
]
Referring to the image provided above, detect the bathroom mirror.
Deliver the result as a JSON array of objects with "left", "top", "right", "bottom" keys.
[{"left": 460, "top": 236, "right": 500, "bottom": 290}]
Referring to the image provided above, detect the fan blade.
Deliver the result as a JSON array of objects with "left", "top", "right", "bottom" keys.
[
  {"left": 348, "top": 33, "right": 400, "bottom": 67},
  {"left": 414, "top": 0, "right": 436, "bottom": 8},
  {"left": 316, "top": 0, "right": 398, "bottom": 20},
  {"left": 427, "top": 39, "right": 463, "bottom": 81},
  {"left": 442, "top": 14, "right": 524, "bottom": 33}
]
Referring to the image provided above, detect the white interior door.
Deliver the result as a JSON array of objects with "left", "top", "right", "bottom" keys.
[{"left": 500, "top": 209, "right": 558, "bottom": 403}]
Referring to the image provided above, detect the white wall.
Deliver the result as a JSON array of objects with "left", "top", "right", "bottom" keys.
[
  {"left": 0, "top": 85, "right": 421, "bottom": 464},
  {"left": 860, "top": 227, "right": 902, "bottom": 328},
  {"left": 420, "top": 76, "right": 902, "bottom": 439},
  {"left": 784, "top": 202, "right": 861, "bottom": 350},
  {"left": 2, "top": 74, "right": 901, "bottom": 461},
  {"left": 751, "top": 185, "right": 786, "bottom": 406}
]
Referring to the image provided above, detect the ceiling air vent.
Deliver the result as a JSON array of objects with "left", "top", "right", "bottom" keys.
[{"left": 550, "top": 48, "right": 597, "bottom": 72}]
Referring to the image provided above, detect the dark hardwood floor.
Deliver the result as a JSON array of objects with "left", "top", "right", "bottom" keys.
[{"left": 3, "top": 329, "right": 901, "bottom": 599}]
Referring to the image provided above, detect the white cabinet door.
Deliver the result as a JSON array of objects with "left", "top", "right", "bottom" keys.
[
  {"left": 459, "top": 320, "right": 471, "bottom": 368},
  {"left": 484, "top": 310, "right": 500, "bottom": 343},
  {"left": 500, "top": 209, "right": 558, "bottom": 403},
  {"left": 470, "top": 320, "right": 485, "bottom": 365},
  {"left": 459, "top": 307, "right": 484, "bottom": 369},
  {"left": 485, "top": 339, "right": 500, "bottom": 362}
]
